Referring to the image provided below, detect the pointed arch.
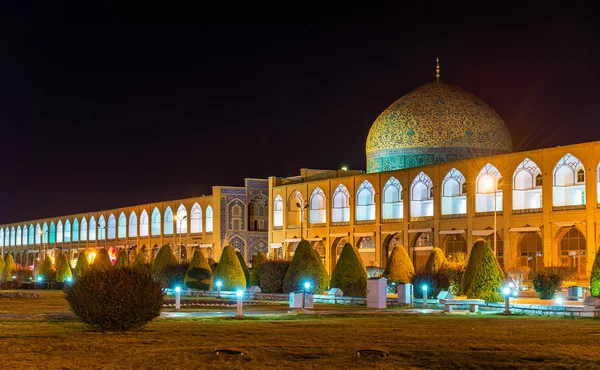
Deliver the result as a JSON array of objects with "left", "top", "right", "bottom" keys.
[
  {"left": 356, "top": 180, "right": 375, "bottom": 221},
  {"left": 118, "top": 212, "right": 126, "bottom": 238},
  {"left": 98, "top": 215, "right": 106, "bottom": 241},
  {"left": 553, "top": 153, "right": 585, "bottom": 207},
  {"left": 248, "top": 194, "right": 267, "bottom": 231},
  {"left": 206, "top": 205, "right": 213, "bottom": 233},
  {"left": 89, "top": 217, "right": 97, "bottom": 241},
  {"left": 176, "top": 204, "right": 188, "bottom": 234},
  {"left": 382, "top": 176, "right": 403, "bottom": 219},
  {"left": 476, "top": 163, "right": 503, "bottom": 213},
  {"left": 332, "top": 184, "right": 350, "bottom": 222},
  {"left": 16, "top": 225, "right": 22, "bottom": 246},
  {"left": 151, "top": 207, "right": 161, "bottom": 236},
  {"left": 513, "top": 158, "right": 542, "bottom": 211},
  {"left": 129, "top": 211, "right": 138, "bottom": 238},
  {"left": 190, "top": 203, "right": 202, "bottom": 233},
  {"left": 4, "top": 227, "right": 9, "bottom": 246},
  {"left": 410, "top": 172, "right": 434, "bottom": 218},
  {"left": 72, "top": 218, "right": 79, "bottom": 242},
  {"left": 81, "top": 217, "right": 88, "bottom": 241},
  {"left": 64, "top": 219, "right": 71, "bottom": 243},
  {"left": 441, "top": 168, "right": 466, "bottom": 216},
  {"left": 35, "top": 224, "right": 42, "bottom": 244},
  {"left": 28, "top": 224, "right": 35, "bottom": 245},
  {"left": 287, "top": 190, "right": 304, "bottom": 226},
  {"left": 56, "top": 221, "right": 63, "bottom": 243},
  {"left": 0, "top": 228, "right": 3, "bottom": 247},
  {"left": 140, "top": 210, "right": 149, "bottom": 237},
  {"left": 42, "top": 223, "right": 49, "bottom": 243},
  {"left": 163, "top": 206, "right": 174, "bottom": 235},
  {"left": 108, "top": 214, "right": 116, "bottom": 239},
  {"left": 273, "top": 196, "right": 283, "bottom": 227},
  {"left": 22, "top": 224, "right": 28, "bottom": 245},
  {"left": 309, "top": 187, "right": 326, "bottom": 224},
  {"left": 48, "top": 222, "right": 55, "bottom": 243}
]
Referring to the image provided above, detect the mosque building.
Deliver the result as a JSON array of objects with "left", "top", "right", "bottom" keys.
[{"left": 1, "top": 60, "right": 599, "bottom": 282}]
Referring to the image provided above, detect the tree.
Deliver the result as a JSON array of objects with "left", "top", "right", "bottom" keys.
[
  {"left": 236, "top": 250, "right": 251, "bottom": 288},
  {"left": 38, "top": 256, "right": 56, "bottom": 280},
  {"left": 591, "top": 250, "right": 600, "bottom": 297},
  {"left": 424, "top": 247, "right": 446, "bottom": 273},
  {"left": 466, "top": 242, "right": 505, "bottom": 302},
  {"left": 330, "top": 243, "right": 368, "bottom": 297},
  {"left": 55, "top": 254, "right": 73, "bottom": 283},
  {"left": 74, "top": 252, "right": 90, "bottom": 279},
  {"left": 282, "top": 240, "right": 329, "bottom": 294},
  {"left": 505, "top": 265, "right": 531, "bottom": 291},
  {"left": 258, "top": 260, "right": 290, "bottom": 293},
  {"left": 213, "top": 245, "right": 246, "bottom": 290},
  {"left": 91, "top": 249, "right": 113, "bottom": 272},
  {"left": 114, "top": 250, "right": 130, "bottom": 269},
  {"left": 461, "top": 240, "right": 486, "bottom": 294},
  {"left": 184, "top": 249, "right": 213, "bottom": 290},
  {"left": 2, "top": 254, "right": 16, "bottom": 282},
  {"left": 151, "top": 245, "right": 178, "bottom": 279},
  {"left": 250, "top": 251, "right": 267, "bottom": 287},
  {"left": 382, "top": 245, "right": 414, "bottom": 284}
]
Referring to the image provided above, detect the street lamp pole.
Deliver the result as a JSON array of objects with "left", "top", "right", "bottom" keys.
[
  {"left": 296, "top": 201, "right": 309, "bottom": 240},
  {"left": 174, "top": 215, "right": 187, "bottom": 263}
]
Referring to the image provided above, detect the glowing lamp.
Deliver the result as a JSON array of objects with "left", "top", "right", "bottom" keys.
[
  {"left": 503, "top": 287, "right": 510, "bottom": 295},
  {"left": 341, "top": 166, "right": 348, "bottom": 171},
  {"left": 66, "top": 276, "right": 72, "bottom": 283},
  {"left": 512, "top": 290, "right": 518, "bottom": 297},
  {"left": 304, "top": 282, "right": 310, "bottom": 290},
  {"left": 555, "top": 297, "right": 563, "bottom": 306},
  {"left": 422, "top": 285, "right": 428, "bottom": 292},
  {"left": 216, "top": 280, "right": 222, "bottom": 288},
  {"left": 36, "top": 276, "right": 43, "bottom": 282},
  {"left": 175, "top": 286, "right": 181, "bottom": 293},
  {"left": 11, "top": 275, "right": 16, "bottom": 280},
  {"left": 508, "top": 282, "right": 514, "bottom": 288},
  {"left": 236, "top": 290, "right": 243, "bottom": 297}
]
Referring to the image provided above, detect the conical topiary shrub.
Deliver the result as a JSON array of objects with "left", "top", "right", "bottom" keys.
[
  {"left": 461, "top": 240, "right": 487, "bottom": 294},
  {"left": 0, "top": 255, "right": 5, "bottom": 281},
  {"left": 466, "top": 242, "right": 505, "bottom": 302},
  {"left": 3, "top": 254, "right": 16, "bottom": 282},
  {"left": 425, "top": 247, "right": 446, "bottom": 273},
  {"left": 213, "top": 245, "right": 246, "bottom": 290},
  {"left": 151, "top": 245, "right": 178, "bottom": 279},
  {"left": 236, "top": 250, "right": 251, "bottom": 288},
  {"left": 38, "top": 256, "right": 56, "bottom": 280},
  {"left": 74, "top": 252, "right": 90, "bottom": 279},
  {"left": 184, "top": 249, "right": 213, "bottom": 290},
  {"left": 330, "top": 243, "right": 368, "bottom": 297},
  {"left": 91, "top": 249, "right": 113, "bottom": 272},
  {"left": 282, "top": 240, "right": 329, "bottom": 294},
  {"left": 382, "top": 245, "right": 414, "bottom": 284},
  {"left": 55, "top": 254, "right": 73, "bottom": 283},
  {"left": 591, "top": 249, "right": 600, "bottom": 297},
  {"left": 250, "top": 251, "right": 267, "bottom": 287},
  {"left": 133, "top": 251, "right": 147, "bottom": 269},
  {"left": 114, "top": 250, "right": 130, "bottom": 269}
]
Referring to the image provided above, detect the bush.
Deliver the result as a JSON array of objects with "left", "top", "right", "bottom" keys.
[
  {"left": 132, "top": 252, "right": 147, "bottom": 269},
  {"left": 73, "top": 252, "right": 90, "bottom": 279},
  {"left": 442, "top": 260, "right": 467, "bottom": 296},
  {"left": 533, "top": 268, "right": 563, "bottom": 299},
  {"left": 208, "top": 258, "right": 218, "bottom": 273},
  {"left": 330, "top": 243, "right": 368, "bottom": 297},
  {"left": 258, "top": 260, "right": 290, "bottom": 293},
  {"left": 161, "top": 263, "right": 189, "bottom": 289},
  {"left": 424, "top": 247, "right": 446, "bottom": 273},
  {"left": 0, "top": 255, "right": 4, "bottom": 281},
  {"left": 591, "top": 251, "right": 600, "bottom": 297},
  {"left": 185, "top": 250, "right": 213, "bottom": 290},
  {"left": 91, "top": 249, "right": 113, "bottom": 272},
  {"left": 151, "top": 245, "right": 178, "bottom": 280},
  {"left": 213, "top": 246, "right": 246, "bottom": 291},
  {"left": 250, "top": 252, "right": 267, "bottom": 287},
  {"left": 461, "top": 240, "right": 486, "bottom": 294},
  {"left": 65, "top": 268, "right": 164, "bottom": 331},
  {"left": 2, "top": 254, "right": 16, "bottom": 282},
  {"left": 282, "top": 240, "right": 329, "bottom": 294},
  {"left": 411, "top": 271, "right": 451, "bottom": 299},
  {"left": 367, "top": 266, "right": 384, "bottom": 278},
  {"left": 38, "top": 256, "right": 56, "bottom": 281},
  {"left": 113, "top": 250, "right": 130, "bottom": 269},
  {"left": 55, "top": 254, "right": 72, "bottom": 283},
  {"left": 236, "top": 251, "right": 251, "bottom": 288},
  {"left": 466, "top": 243, "right": 505, "bottom": 302},
  {"left": 382, "top": 246, "right": 414, "bottom": 284}
]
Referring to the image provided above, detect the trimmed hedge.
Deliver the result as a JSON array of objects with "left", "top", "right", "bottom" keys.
[
  {"left": 330, "top": 243, "right": 368, "bottom": 297},
  {"left": 424, "top": 247, "right": 446, "bottom": 273},
  {"left": 91, "top": 249, "right": 113, "bottom": 272},
  {"left": 2, "top": 254, "right": 16, "bottom": 282},
  {"left": 0, "top": 255, "right": 5, "bottom": 280},
  {"left": 132, "top": 252, "right": 147, "bottom": 269},
  {"left": 65, "top": 268, "right": 164, "bottom": 331},
  {"left": 74, "top": 252, "right": 90, "bottom": 279},
  {"left": 151, "top": 245, "right": 178, "bottom": 280},
  {"left": 382, "top": 245, "right": 414, "bottom": 284},
  {"left": 250, "top": 251, "right": 267, "bottom": 287},
  {"left": 213, "top": 245, "right": 246, "bottom": 291},
  {"left": 282, "top": 240, "right": 329, "bottom": 294},
  {"left": 113, "top": 250, "right": 130, "bottom": 269},
  {"left": 461, "top": 240, "right": 486, "bottom": 294},
  {"left": 55, "top": 254, "right": 73, "bottom": 283},
  {"left": 466, "top": 242, "right": 505, "bottom": 302},
  {"left": 236, "top": 251, "right": 251, "bottom": 288},
  {"left": 591, "top": 250, "right": 600, "bottom": 297},
  {"left": 185, "top": 250, "right": 213, "bottom": 290},
  {"left": 258, "top": 260, "right": 290, "bottom": 293},
  {"left": 38, "top": 256, "right": 56, "bottom": 280}
]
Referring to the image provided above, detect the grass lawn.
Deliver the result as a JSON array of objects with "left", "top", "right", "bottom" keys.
[{"left": 1, "top": 291, "right": 599, "bottom": 369}]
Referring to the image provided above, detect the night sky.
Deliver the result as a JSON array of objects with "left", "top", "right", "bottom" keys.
[{"left": 1, "top": 4, "right": 599, "bottom": 224}]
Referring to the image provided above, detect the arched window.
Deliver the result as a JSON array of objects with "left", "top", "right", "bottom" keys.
[
  {"left": 332, "top": 184, "right": 350, "bottom": 222},
  {"left": 64, "top": 220, "right": 71, "bottom": 243},
  {"left": 5, "top": 227, "right": 10, "bottom": 246},
  {"left": 80, "top": 217, "right": 88, "bottom": 241},
  {"left": 441, "top": 168, "right": 466, "bottom": 216},
  {"left": 56, "top": 221, "right": 63, "bottom": 243},
  {"left": 118, "top": 212, "right": 126, "bottom": 238},
  {"left": 206, "top": 205, "right": 213, "bottom": 233},
  {"left": 35, "top": 224, "right": 42, "bottom": 244},
  {"left": 72, "top": 218, "right": 79, "bottom": 242},
  {"left": 22, "top": 224, "right": 28, "bottom": 245},
  {"left": 42, "top": 223, "right": 48, "bottom": 243},
  {"left": 98, "top": 215, "right": 106, "bottom": 241},
  {"left": 410, "top": 172, "right": 434, "bottom": 218},
  {"left": 559, "top": 227, "right": 587, "bottom": 279},
  {"left": 129, "top": 212, "right": 137, "bottom": 237},
  {"left": 49, "top": 222, "right": 56, "bottom": 243},
  {"left": 309, "top": 187, "right": 326, "bottom": 224},
  {"left": 0, "top": 228, "right": 3, "bottom": 247},
  {"left": 89, "top": 217, "right": 97, "bottom": 241},
  {"left": 287, "top": 190, "right": 304, "bottom": 226},
  {"left": 382, "top": 176, "right": 402, "bottom": 219},
  {"left": 356, "top": 180, "right": 375, "bottom": 221},
  {"left": 248, "top": 195, "right": 267, "bottom": 231},
  {"left": 190, "top": 203, "right": 202, "bottom": 233},
  {"left": 163, "top": 206, "right": 174, "bottom": 235},
  {"left": 517, "top": 232, "right": 543, "bottom": 274},
  {"left": 273, "top": 196, "right": 283, "bottom": 227},
  {"left": 139, "top": 210, "right": 149, "bottom": 237},
  {"left": 108, "top": 214, "right": 116, "bottom": 239},
  {"left": 553, "top": 153, "right": 585, "bottom": 207},
  {"left": 16, "top": 226, "right": 22, "bottom": 246},
  {"left": 151, "top": 207, "right": 161, "bottom": 236},
  {"left": 476, "top": 164, "right": 503, "bottom": 213},
  {"left": 513, "top": 158, "right": 542, "bottom": 211},
  {"left": 29, "top": 224, "right": 35, "bottom": 245},
  {"left": 9, "top": 227, "right": 14, "bottom": 246},
  {"left": 176, "top": 204, "right": 188, "bottom": 234}
]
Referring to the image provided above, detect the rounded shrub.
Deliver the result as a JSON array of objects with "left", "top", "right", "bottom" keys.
[
  {"left": 151, "top": 245, "right": 178, "bottom": 280},
  {"left": 461, "top": 240, "right": 486, "bottom": 294},
  {"left": 250, "top": 251, "right": 267, "bottom": 287},
  {"left": 55, "top": 254, "right": 73, "bottom": 283},
  {"left": 91, "top": 249, "right": 113, "bottom": 272},
  {"left": 73, "top": 252, "right": 90, "bottom": 279},
  {"left": 113, "top": 250, "right": 130, "bottom": 269},
  {"left": 411, "top": 271, "right": 451, "bottom": 299},
  {"left": 38, "top": 256, "right": 56, "bottom": 281},
  {"left": 424, "top": 247, "right": 446, "bottom": 273},
  {"left": 382, "top": 245, "right": 414, "bottom": 284},
  {"left": 213, "top": 245, "right": 246, "bottom": 291},
  {"left": 282, "top": 240, "right": 329, "bottom": 294},
  {"left": 65, "top": 268, "right": 164, "bottom": 331},
  {"left": 2, "top": 254, "right": 16, "bottom": 282},
  {"left": 330, "top": 243, "right": 368, "bottom": 297},
  {"left": 258, "top": 260, "right": 290, "bottom": 293},
  {"left": 236, "top": 250, "right": 251, "bottom": 288},
  {"left": 590, "top": 249, "right": 600, "bottom": 297},
  {"left": 533, "top": 269, "right": 563, "bottom": 299},
  {"left": 466, "top": 243, "right": 505, "bottom": 302},
  {"left": 184, "top": 250, "right": 213, "bottom": 290},
  {"left": 132, "top": 251, "right": 147, "bottom": 269}
]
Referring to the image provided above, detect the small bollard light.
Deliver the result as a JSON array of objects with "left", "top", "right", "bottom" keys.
[
  {"left": 175, "top": 286, "right": 181, "bottom": 311},
  {"left": 503, "top": 285, "right": 512, "bottom": 315},
  {"left": 216, "top": 280, "right": 222, "bottom": 298},
  {"left": 422, "top": 285, "right": 428, "bottom": 309},
  {"left": 304, "top": 282, "right": 311, "bottom": 290},
  {"left": 302, "top": 282, "right": 311, "bottom": 310},
  {"left": 503, "top": 287, "right": 511, "bottom": 295},
  {"left": 555, "top": 297, "right": 564, "bottom": 306},
  {"left": 236, "top": 289, "right": 243, "bottom": 317},
  {"left": 66, "top": 276, "right": 72, "bottom": 283},
  {"left": 36, "top": 276, "right": 43, "bottom": 283}
]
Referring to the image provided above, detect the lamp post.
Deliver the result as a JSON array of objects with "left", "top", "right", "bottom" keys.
[
  {"left": 296, "top": 201, "right": 309, "bottom": 240},
  {"left": 174, "top": 215, "right": 187, "bottom": 263},
  {"left": 422, "top": 285, "right": 428, "bottom": 309},
  {"left": 236, "top": 290, "right": 243, "bottom": 317},
  {"left": 175, "top": 286, "right": 181, "bottom": 312},
  {"left": 216, "top": 280, "right": 222, "bottom": 298},
  {"left": 302, "top": 281, "right": 311, "bottom": 310}
]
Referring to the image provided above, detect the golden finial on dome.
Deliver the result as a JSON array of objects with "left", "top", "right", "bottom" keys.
[{"left": 436, "top": 57, "right": 440, "bottom": 82}]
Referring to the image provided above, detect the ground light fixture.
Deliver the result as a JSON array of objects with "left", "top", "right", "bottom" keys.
[
  {"left": 422, "top": 285, "right": 428, "bottom": 309},
  {"left": 66, "top": 276, "right": 72, "bottom": 283},
  {"left": 555, "top": 297, "right": 564, "bottom": 306},
  {"left": 502, "top": 285, "right": 517, "bottom": 315},
  {"left": 216, "top": 280, "right": 222, "bottom": 298},
  {"left": 236, "top": 290, "right": 243, "bottom": 317},
  {"left": 175, "top": 286, "right": 181, "bottom": 311},
  {"left": 36, "top": 276, "right": 43, "bottom": 282},
  {"left": 302, "top": 282, "right": 311, "bottom": 310}
]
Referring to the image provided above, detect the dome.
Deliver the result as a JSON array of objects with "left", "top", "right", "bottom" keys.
[{"left": 365, "top": 81, "right": 513, "bottom": 173}]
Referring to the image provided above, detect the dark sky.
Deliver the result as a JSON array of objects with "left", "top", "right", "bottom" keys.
[{"left": 0, "top": 3, "right": 599, "bottom": 224}]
